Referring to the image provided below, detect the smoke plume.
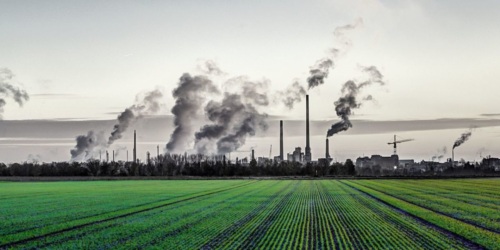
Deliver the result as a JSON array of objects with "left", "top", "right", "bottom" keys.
[
  {"left": 166, "top": 73, "right": 219, "bottom": 153},
  {"left": 326, "top": 65, "right": 385, "bottom": 137},
  {"left": 70, "top": 88, "right": 163, "bottom": 161},
  {"left": 194, "top": 93, "right": 268, "bottom": 154},
  {"left": 108, "top": 88, "right": 163, "bottom": 145},
  {"left": 307, "top": 19, "right": 363, "bottom": 89},
  {"left": 0, "top": 68, "right": 29, "bottom": 118},
  {"left": 276, "top": 81, "right": 307, "bottom": 109},
  {"left": 70, "top": 131, "right": 107, "bottom": 161},
  {"left": 194, "top": 77, "right": 269, "bottom": 155},
  {"left": 431, "top": 147, "right": 447, "bottom": 161},
  {"left": 453, "top": 130, "right": 472, "bottom": 149}
]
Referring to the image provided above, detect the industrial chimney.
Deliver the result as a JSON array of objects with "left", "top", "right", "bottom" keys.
[
  {"left": 452, "top": 149, "right": 455, "bottom": 168},
  {"left": 251, "top": 149, "right": 255, "bottom": 161},
  {"left": 326, "top": 138, "right": 330, "bottom": 160},
  {"left": 305, "top": 95, "right": 311, "bottom": 162},
  {"left": 280, "top": 120, "right": 284, "bottom": 161},
  {"left": 133, "top": 130, "right": 137, "bottom": 163}
]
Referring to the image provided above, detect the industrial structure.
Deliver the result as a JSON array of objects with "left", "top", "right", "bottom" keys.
[
  {"left": 304, "top": 95, "right": 312, "bottom": 163},
  {"left": 133, "top": 130, "right": 137, "bottom": 163}
]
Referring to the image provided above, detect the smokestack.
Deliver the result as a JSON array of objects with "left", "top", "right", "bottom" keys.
[
  {"left": 452, "top": 148, "right": 455, "bottom": 168},
  {"left": 133, "top": 130, "right": 137, "bottom": 163},
  {"left": 326, "top": 138, "right": 330, "bottom": 160},
  {"left": 305, "top": 95, "right": 311, "bottom": 162},
  {"left": 157, "top": 145, "right": 160, "bottom": 160},
  {"left": 106, "top": 150, "right": 109, "bottom": 162},
  {"left": 127, "top": 150, "right": 128, "bottom": 162},
  {"left": 147, "top": 151, "right": 150, "bottom": 165},
  {"left": 252, "top": 149, "right": 255, "bottom": 161},
  {"left": 280, "top": 120, "right": 284, "bottom": 161},
  {"left": 112, "top": 150, "right": 115, "bottom": 162}
]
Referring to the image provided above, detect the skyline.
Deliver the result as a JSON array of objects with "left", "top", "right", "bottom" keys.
[{"left": 1, "top": 0, "right": 500, "bottom": 162}]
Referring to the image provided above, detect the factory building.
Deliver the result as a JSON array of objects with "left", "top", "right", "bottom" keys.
[
  {"left": 287, "top": 147, "right": 304, "bottom": 162},
  {"left": 355, "top": 154, "right": 399, "bottom": 171}
]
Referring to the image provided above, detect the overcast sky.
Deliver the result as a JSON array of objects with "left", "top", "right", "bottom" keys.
[{"left": 1, "top": 0, "right": 500, "bottom": 162}]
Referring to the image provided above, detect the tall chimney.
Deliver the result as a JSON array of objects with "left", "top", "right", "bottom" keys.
[
  {"left": 147, "top": 151, "right": 150, "bottom": 165},
  {"left": 252, "top": 149, "right": 255, "bottom": 161},
  {"left": 106, "top": 150, "right": 109, "bottom": 162},
  {"left": 452, "top": 148, "right": 454, "bottom": 168},
  {"left": 280, "top": 120, "right": 284, "bottom": 161},
  {"left": 133, "top": 130, "right": 137, "bottom": 163},
  {"left": 112, "top": 150, "right": 115, "bottom": 162},
  {"left": 326, "top": 138, "right": 330, "bottom": 160},
  {"left": 305, "top": 95, "right": 311, "bottom": 162}
]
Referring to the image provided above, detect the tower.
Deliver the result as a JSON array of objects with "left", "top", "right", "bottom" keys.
[
  {"left": 280, "top": 120, "right": 284, "bottom": 161},
  {"left": 133, "top": 130, "right": 137, "bottom": 163},
  {"left": 305, "top": 95, "right": 312, "bottom": 162},
  {"left": 326, "top": 138, "right": 330, "bottom": 160}
]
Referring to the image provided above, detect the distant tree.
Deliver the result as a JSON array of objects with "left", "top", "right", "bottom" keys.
[
  {"left": 345, "top": 159, "right": 356, "bottom": 176},
  {"left": 0, "top": 163, "right": 8, "bottom": 176}
]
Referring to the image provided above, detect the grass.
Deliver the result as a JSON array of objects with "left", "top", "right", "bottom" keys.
[{"left": 1, "top": 179, "right": 499, "bottom": 249}]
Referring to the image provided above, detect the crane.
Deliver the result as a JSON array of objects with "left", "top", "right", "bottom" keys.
[{"left": 387, "top": 135, "right": 414, "bottom": 155}]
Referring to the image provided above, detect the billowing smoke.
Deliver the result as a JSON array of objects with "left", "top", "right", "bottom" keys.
[
  {"left": 71, "top": 88, "right": 163, "bottom": 161},
  {"left": 194, "top": 93, "right": 268, "bottom": 154},
  {"left": 276, "top": 81, "right": 307, "bottom": 109},
  {"left": 307, "top": 19, "right": 363, "bottom": 89},
  {"left": 0, "top": 68, "right": 29, "bottom": 118},
  {"left": 166, "top": 73, "right": 219, "bottom": 153},
  {"left": 193, "top": 77, "right": 269, "bottom": 154},
  {"left": 432, "top": 147, "right": 447, "bottom": 161},
  {"left": 70, "top": 131, "right": 107, "bottom": 161},
  {"left": 453, "top": 130, "right": 472, "bottom": 149},
  {"left": 108, "top": 88, "right": 163, "bottom": 145},
  {"left": 307, "top": 59, "right": 334, "bottom": 89},
  {"left": 327, "top": 65, "right": 385, "bottom": 137}
]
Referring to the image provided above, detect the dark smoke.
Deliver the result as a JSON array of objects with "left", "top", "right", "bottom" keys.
[
  {"left": 71, "top": 88, "right": 163, "bottom": 161},
  {"left": 108, "top": 89, "right": 163, "bottom": 145},
  {"left": 194, "top": 93, "right": 268, "bottom": 154},
  {"left": 166, "top": 73, "right": 219, "bottom": 153},
  {"left": 326, "top": 65, "right": 385, "bottom": 137},
  {"left": 307, "top": 59, "right": 334, "bottom": 89},
  {"left": 70, "top": 131, "right": 107, "bottom": 161},
  {"left": 276, "top": 81, "right": 307, "bottom": 109},
  {"left": 307, "top": 19, "right": 363, "bottom": 89},
  {"left": 0, "top": 68, "right": 29, "bottom": 118},
  {"left": 453, "top": 130, "right": 472, "bottom": 149}
]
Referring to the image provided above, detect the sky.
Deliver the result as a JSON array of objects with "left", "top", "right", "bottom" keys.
[{"left": 1, "top": 0, "right": 500, "bottom": 163}]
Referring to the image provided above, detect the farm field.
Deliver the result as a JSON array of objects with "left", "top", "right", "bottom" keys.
[{"left": 0, "top": 179, "right": 499, "bottom": 249}]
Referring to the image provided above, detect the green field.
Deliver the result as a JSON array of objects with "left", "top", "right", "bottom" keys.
[{"left": 1, "top": 179, "right": 499, "bottom": 249}]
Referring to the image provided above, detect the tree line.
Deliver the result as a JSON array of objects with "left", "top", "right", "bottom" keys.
[{"left": 0, "top": 154, "right": 355, "bottom": 177}]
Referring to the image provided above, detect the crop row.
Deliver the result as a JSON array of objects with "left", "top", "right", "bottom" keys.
[
  {"left": 0, "top": 180, "right": 256, "bottom": 247},
  {"left": 346, "top": 180, "right": 500, "bottom": 249},
  {"left": 356, "top": 180, "right": 500, "bottom": 233},
  {"left": 0, "top": 180, "right": 247, "bottom": 237}
]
